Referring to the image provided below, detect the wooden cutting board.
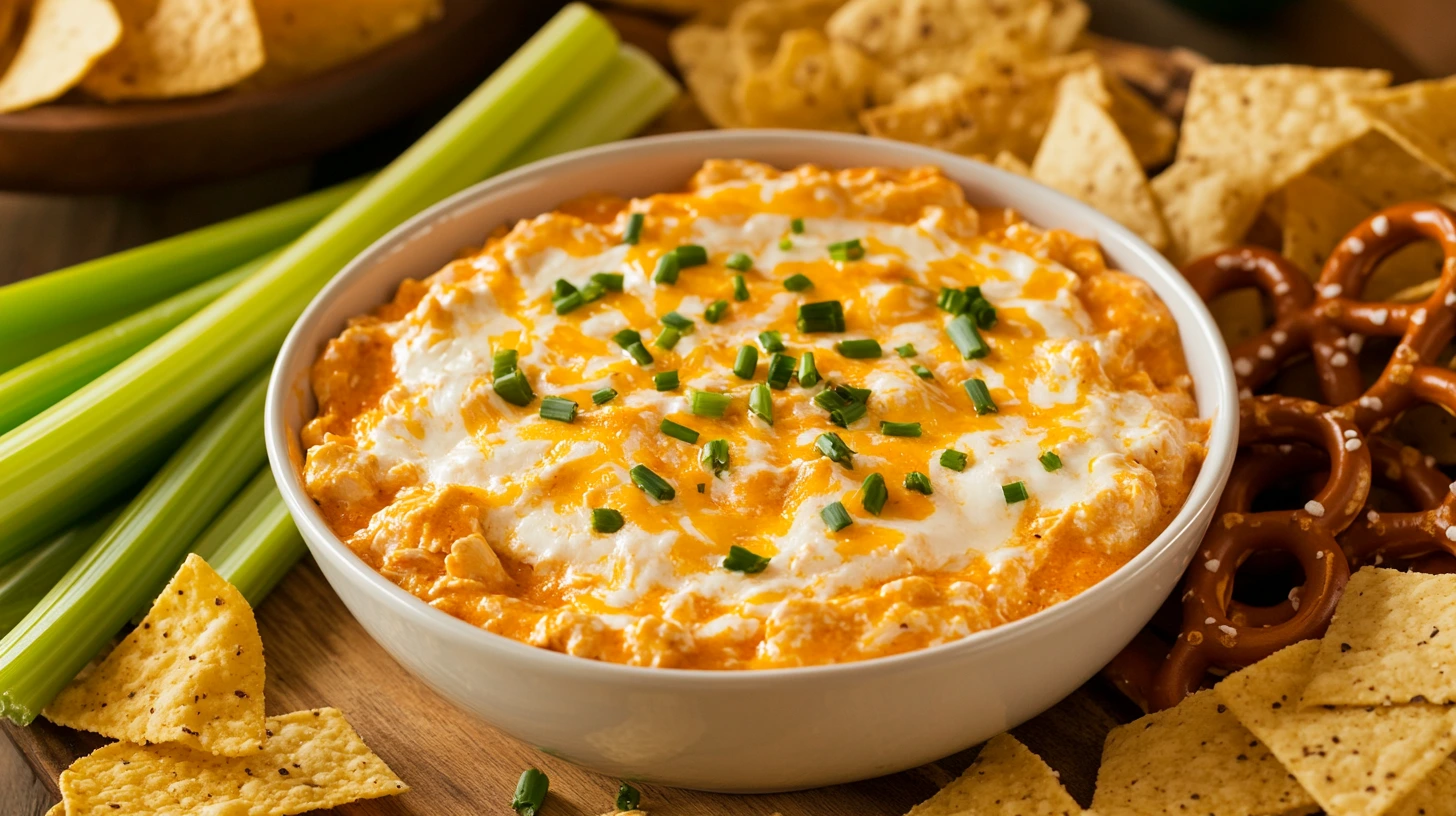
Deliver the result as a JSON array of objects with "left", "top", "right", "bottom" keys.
[{"left": 3, "top": 558, "right": 1141, "bottom": 814}]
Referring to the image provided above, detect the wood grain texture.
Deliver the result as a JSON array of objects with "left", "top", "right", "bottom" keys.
[{"left": 6, "top": 559, "right": 1131, "bottom": 814}]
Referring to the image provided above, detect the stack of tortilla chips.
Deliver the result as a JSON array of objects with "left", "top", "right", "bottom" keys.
[
  {"left": 902, "top": 566, "right": 1456, "bottom": 816},
  {"left": 39, "top": 554, "right": 406, "bottom": 815}
]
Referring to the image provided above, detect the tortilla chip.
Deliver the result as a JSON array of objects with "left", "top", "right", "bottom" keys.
[
  {"left": 44, "top": 554, "right": 266, "bottom": 757},
  {"left": 0, "top": 0, "right": 121, "bottom": 113},
  {"left": 80, "top": 0, "right": 264, "bottom": 101},
  {"left": 58, "top": 708, "right": 407, "bottom": 815},
  {"left": 1351, "top": 76, "right": 1456, "bottom": 185},
  {"left": 1032, "top": 71, "right": 1168, "bottom": 250},
  {"left": 727, "top": 0, "right": 846, "bottom": 74},
  {"left": 1302, "top": 568, "right": 1456, "bottom": 707},
  {"left": 1092, "top": 688, "right": 1315, "bottom": 816},
  {"left": 1216, "top": 640, "right": 1456, "bottom": 816},
  {"left": 248, "top": 0, "right": 442, "bottom": 86},
  {"left": 904, "top": 733, "right": 1080, "bottom": 816},
  {"left": 826, "top": 0, "right": 1063, "bottom": 81},
  {"left": 45, "top": 806, "right": 62, "bottom": 816},
  {"left": 1309, "top": 130, "right": 1456, "bottom": 211},
  {"left": 736, "top": 28, "right": 888, "bottom": 131},
  {"left": 1103, "top": 70, "right": 1177, "bottom": 169},
  {"left": 1390, "top": 758, "right": 1456, "bottom": 816},
  {"left": 1151, "top": 160, "right": 1265, "bottom": 267},
  {"left": 990, "top": 150, "right": 1031, "bottom": 176},
  {"left": 1043, "top": 0, "right": 1089, "bottom": 55},
  {"left": 670, "top": 23, "right": 742, "bottom": 128},
  {"left": 1281, "top": 173, "right": 1372, "bottom": 279}
]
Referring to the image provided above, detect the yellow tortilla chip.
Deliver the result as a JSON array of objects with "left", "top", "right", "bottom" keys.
[
  {"left": 1390, "top": 758, "right": 1456, "bottom": 816},
  {"left": 1351, "top": 76, "right": 1456, "bottom": 185},
  {"left": 904, "top": 733, "right": 1080, "bottom": 816},
  {"left": 0, "top": 0, "right": 121, "bottom": 113},
  {"left": 826, "top": 0, "right": 1064, "bottom": 81},
  {"left": 1216, "top": 640, "right": 1456, "bottom": 816},
  {"left": 1302, "top": 568, "right": 1456, "bottom": 707},
  {"left": 990, "top": 150, "right": 1031, "bottom": 176},
  {"left": 248, "top": 0, "right": 442, "bottom": 87},
  {"left": 81, "top": 0, "right": 264, "bottom": 101},
  {"left": 736, "top": 28, "right": 888, "bottom": 131},
  {"left": 1281, "top": 173, "right": 1372, "bottom": 279},
  {"left": 44, "top": 554, "right": 266, "bottom": 757},
  {"left": 45, "top": 806, "right": 62, "bottom": 816},
  {"left": 670, "top": 23, "right": 742, "bottom": 128},
  {"left": 1151, "top": 160, "right": 1266, "bottom": 267},
  {"left": 58, "top": 708, "right": 407, "bottom": 815},
  {"left": 1092, "top": 688, "right": 1315, "bottom": 816},
  {"left": 727, "top": 0, "right": 846, "bottom": 74},
  {"left": 1102, "top": 70, "right": 1176, "bottom": 170},
  {"left": 1032, "top": 70, "right": 1168, "bottom": 250},
  {"left": 1309, "top": 130, "right": 1456, "bottom": 211}
]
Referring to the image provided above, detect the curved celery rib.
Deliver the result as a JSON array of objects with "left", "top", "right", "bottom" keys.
[
  {"left": 211, "top": 486, "right": 306, "bottom": 608},
  {"left": 0, "top": 181, "right": 361, "bottom": 373},
  {"left": 0, "top": 510, "right": 120, "bottom": 637},
  {"left": 0, "top": 371, "right": 269, "bottom": 725},
  {"left": 0, "top": 4, "right": 619, "bottom": 563},
  {"left": 0, "top": 254, "right": 273, "bottom": 436}
]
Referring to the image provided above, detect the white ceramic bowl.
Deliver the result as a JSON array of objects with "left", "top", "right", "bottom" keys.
[{"left": 266, "top": 130, "right": 1237, "bottom": 793}]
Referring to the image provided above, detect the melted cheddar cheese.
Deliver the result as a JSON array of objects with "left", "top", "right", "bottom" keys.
[{"left": 302, "top": 161, "right": 1207, "bottom": 670}]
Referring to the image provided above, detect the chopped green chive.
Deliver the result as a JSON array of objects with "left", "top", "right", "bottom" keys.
[
  {"left": 947, "top": 314, "right": 989, "bottom": 359},
  {"left": 553, "top": 291, "right": 585, "bottom": 315},
  {"left": 797, "top": 300, "right": 845, "bottom": 332},
  {"left": 838, "top": 383, "right": 872, "bottom": 403},
  {"left": 704, "top": 300, "right": 729, "bottom": 323},
  {"left": 912, "top": 364, "right": 935, "bottom": 380},
  {"left": 963, "top": 378, "right": 998, "bottom": 415},
  {"left": 661, "top": 311, "right": 694, "bottom": 332},
  {"left": 654, "top": 326, "right": 682, "bottom": 350},
  {"left": 630, "top": 465, "right": 675, "bottom": 501},
  {"left": 592, "top": 272, "right": 624, "bottom": 292},
  {"left": 896, "top": 343, "right": 917, "bottom": 357},
  {"left": 860, "top": 473, "right": 888, "bottom": 516},
  {"left": 904, "top": 471, "right": 933, "bottom": 494},
  {"left": 512, "top": 769, "right": 548, "bottom": 816},
  {"left": 579, "top": 279, "right": 605, "bottom": 302},
  {"left": 765, "top": 354, "right": 796, "bottom": 390},
  {"left": 697, "top": 482, "right": 706, "bottom": 493},
  {"left": 701, "top": 439, "right": 729, "bottom": 475},
  {"left": 1039, "top": 450, "right": 1063, "bottom": 472},
  {"left": 791, "top": 217, "right": 805, "bottom": 234},
  {"left": 831, "top": 401, "right": 867, "bottom": 427},
  {"left": 821, "top": 501, "right": 853, "bottom": 532},
  {"left": 612, "top": 328, "right": 641, "bottom": 349},
  {"left": 492, "top": 348, "right": 519, "bottom": 380},
  {"left": 1003, "top": 481, "right": 1029, "bottom": 504},
  {"left": 828, "top": 238, "right": 865, "bottom": 261},
  {"left": 813, "top": 386, "right": 868, "bottom": 427},
  {"left": 880, "top": 421, "right": 922, "bottom": 437},
  {"left": 966, "top": 286, "right": 998, "bottom": 328},
  {"left": 748, "top": 383, "right": 773, "bottom": 425},
  {"left": 493, "top": 370, "right": 535, "bottom": 407},
  {"left": 723, "top": 545, "right": 771, "bottom": 574},
  {"left": 940, "top": 449, "right": 968, "bottom": 471},
  {"left": 616, "top": 782, "right": 641, "bottom": 812},
  {"left": 778, "top": 237, "right": 793, "bottom": 250},
  {"left": 654, "top": 370, "right": 680, "bottom": 391},
  {"left": 626, "top": 342, "right": 654, "bottom": 366},
  {"left": 758, "top": 330, "right": 785, "bottom": 353},
  {"left": 553, "top": 279, "right": 578, "bottom": 298},
  {"left": 689, "top": 389, "right": 731, "bottom": 418},
  {"left": 815, "top": 432, "right": 855, "bottom": 469},
  {"left": 653, "top": 252, "right": 680, "bottom": 284},
  {"left": 660, "top": 417, "right": 697, "bottom": 443},
  {"left": 797, "top": 352, "right": 820, "bottom": 387},
  {"left": 937, "top": 286, "right": 970, "bottom": 314},
  {"left": 732, "top": 274, "right": 750, "bottom": 301},
  {"left": 675, "top": 244, "right": 708, "bottom": 267},
  {"left": 622, "top": 213, "right": 644, "bottom": 245},
  {"left": 539, "top": 396, "right": 577, "bottom": 423},
  {"left": 726, "top": 252, "right": 753, "bottom": 271},
  {"left": 733, "top": 345, "right": 758, "bottom": 379},
  {"left": 783, "top": 273, "right": 814, "bottom": 292},
  {"left": 836, "top": 338, "right": 882, "bottom": 359},
  {"left": 592, "top": 388, "right": 618, "bottom": 405},
  {"left": 592, "top": 508, "right": 624, "bottom": 534}
]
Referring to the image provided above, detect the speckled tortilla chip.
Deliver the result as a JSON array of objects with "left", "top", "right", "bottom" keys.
[
  {"left": 1302, "top": 568, "right": 1456, "bottom": 707},
  {"left": 670, "top": 23, "right": 742, "bottom": 128},
  {"left": 58, "top": 708, "right": 407, "bottom": 816},
  {"left": 1350, "top": 76, "right": 1456, "bottom": 185},
  {"left": 904, "top": 733, "right": 1080, "bottom": 816},
  {"left": 248, "top": 0, "right": 442, "bottom": 86},
  {"left": 736, "top": 28, "right": 891, "bottom": 131},
  {"left": 80, "top": 0, "right": 264, "bottom": 101},
  {"left": 1309, "top": 131, "right": 1456, "bottom": 211},
  {"left": 1151, "top": 160, "right": 1265, "bottom": 267},
  {"left": 1390, "top": 758, "right": 1456, "bottom": 815},
  {"left": 990, "top": 150, "right": 1031, "bottom": 176},
  {"left": 1091, "top": 688, "right": 1315, "bottom": 816},
  {"left": 1102, "top": 70, "right": 1176, "bottom": 169},
  {"left": 727, "top": 0, "right": 846, "bottom": 74},
  {"left": 1281, "top": 173, "right": 1373, "bottom": 279},
  {"left": 826, "top": 0, "right": 1067, "bottom": 81},
  {"left": 45, "top": 805, "right": 62, "bottom": 816},
  {"left": 1032, "top": 71, "right": 1168, "bottom": 250},
  {"left": 0, "top": 0, "right": 121, "bottom": 112},
  {"left": 44, "top": 554, "right": 266, "bottom": 757},
  {"left": 1216, "top": 640, "right": 1456, "bottom": 816}
]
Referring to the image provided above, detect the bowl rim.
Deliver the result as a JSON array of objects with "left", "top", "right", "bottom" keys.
[{"left": 266, "top": 129, "right": 1238, "bottom": 688}]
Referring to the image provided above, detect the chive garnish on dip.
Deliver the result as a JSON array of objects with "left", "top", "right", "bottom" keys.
[
  {"left": 492, "top": 349, "right": 519, "bottom": 379},
  {"left": 947, "top": 314, "right": 989, "bottom": 359},
  {"left": 1003, "top": 481, "right": 1029, "bottom": 504},
  {"left": 828, "top": 238, "right": 864, "bottom": 261},
  {"left": 675, "top": 244, "right": 708, "bottom": 267},
  {"left": 797, "top": 352, "right": 820, "bottom": 387},
  {"left": 966, "top": 286, "right": 998, "bottom": 328},
  {"left": 653, "top": 327, "right": 681, "bottom": 350},
  {"left": 553, "top": 279, "right": 576, "bottom": 298},
  {"left": 654, "top": 370, "right": 680, "bottom": 391},
  {"left": 904, "top": 471, "right": 933, "bottom": 494},
  {"left": 726, "top": 252, "right": 753, "bottom": 271},
  {"left": 912, "top": 364, "right": 934, "bottom": 380},
  {"left": 702, "top": 438, "right": 729, "bottom": 474},
  {"left": 578, "top": 279, "right": 605, "bottom": 302},
  {"left": 880, "top": 421, "right": 921, "bottom": 437},
  {"left": 821, "top": 501, "right": 852, "bottom": 532},
  {"left": 626, "top": 342, "right": 653, "bottom": 366},
  {"left": 732, "top": 274, "right": 750, "bottom": 301},
  {"left": 940, "top": 449, "right": 968, "bottom": 471},
  {"left": 733, "top": 345, "right": 758, "bottom": 379},
  {"left": 622, "top": 213, "right": 644, "bottom": 245},
  {"left": 797, "top": 300, "right": 845, "bottom": 332},
  {"left": 612, "top": 329, "right": 640, "bottom": 348},
  {"left": 689, "top": 389, "right": 731, "bottom": 417},
  {"left": 630, "top": 465, "right": 674, "bottom": 501},
  {"left": 766, "top": 354, "right": 795, "bottom": 390},
  {"left": 592, "top": 388, "right": 617, "bottom": 405},
  {"left": 896, "top": 343, "right": 916, "bottom": 357},
  {"left": 704, "top": 300, "right": 729, "bottom": 323},
  {"left": 539, "top": 396, "right": 577, "bottom": 423},
  {"left": 592, "top": 272, "right": 624, "bottom": 292},
  {"left": 553, "top": 290, "right": 585, "bottom": 315},
  {"left": 815, "top": 432, "right": 855, "bottom": 469},
  {"left": 748, "top": 383, "right": 773, "bottom": 425},
  {"left": 723, "top": 545, "right": 771, "bottom": 574},
  {"left": 779, "top": 237, "right": 793, "bottom": 250},
  {"left": 783, "top": 273, "right": 814, "bottom": 292},
  {"left": 493, "top": 370, "right": 535, "bottom": 407},
  {"left": 661, "top": 311, "right": 694, "bottom": 332},
  {"left": 660, "top": 417, "right": 697, "bottom": 442},
  {"left": 860, "top": 473, "right": 888, "bottom": 516},
  {"left": 653, "top": 252, "right": 680, "bottom": 284},
  {"left": 937, "top": 287, "right": 970, "bottom": 314},
  {"left": 964, "top": 378, "right": 997, "bottom": 415},
  {"left": 1040, "top": 451, "right": 1063, "bottom": 472},
  {"left": 592, "top": 508, "right": 624, "bottom": 534},
  {"left": 791, "top": 217, "right": 805, "bottom": 234},
  {"left": 512, "top": 769, "right": 548, "bottom": 816},
  {"left": 836, "top": 338, "right": 882, "bottom": 359},
  {"left": 616, "top": 782, "right": 641, "bottom": 811},
  {"left": 758, "top": 330, "right": 785, "bottom": 353}
]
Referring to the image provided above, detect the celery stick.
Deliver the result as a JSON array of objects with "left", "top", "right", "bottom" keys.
[
  {"left": 211, "top": 487, "right": 306, "bottom": 608},
  {"left": 0, "top": 4, "right": 618, "bottom": 562},
  {"left": 504, "top": 44, "right": 679, "bottom": 169},
  {"left": 0, "top": 181, "right": 361, "bottom": 373},
  {"left": 0, "top": 371, "right": 269, "bottom": 724},
  {"left": 0, "top": 510, "right": 119, "bottom": 637},
  {"left": 0, "top": 254, "right": 273, "bottom": 436}
]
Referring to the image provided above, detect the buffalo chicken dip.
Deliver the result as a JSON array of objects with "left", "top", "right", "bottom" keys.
[{"left": 302, "top": 161, "right": 1207, "bottom": 669}]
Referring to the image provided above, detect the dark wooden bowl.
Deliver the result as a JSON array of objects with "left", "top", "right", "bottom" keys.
[{"left": 0, "top": 0, "right": 534, "bottom": 192}]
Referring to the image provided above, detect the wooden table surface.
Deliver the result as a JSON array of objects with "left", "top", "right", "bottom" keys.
[{"left": 2, "top": 0, "right": 1443, "bottom": 812}]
